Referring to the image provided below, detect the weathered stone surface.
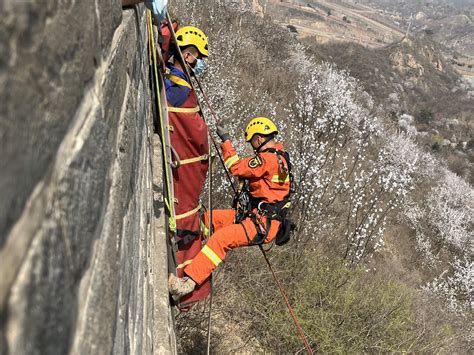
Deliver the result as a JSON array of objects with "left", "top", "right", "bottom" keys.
[
  {"left": 152, "top": 136, "right": 178, "bottom": 355},
  {"left": 0, "top": 0, "right": 101, "bottom": 244},
  {"left": 0, "top": 3, "right": 175, "bottom": 354}
]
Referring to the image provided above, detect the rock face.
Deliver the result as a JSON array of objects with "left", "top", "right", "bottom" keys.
[{"left": 0, "top": 1, "right": 175, "bottom": 354}]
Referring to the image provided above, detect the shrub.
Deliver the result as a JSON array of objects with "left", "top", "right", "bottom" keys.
[
  {"left": 416, "top": 109, "right": 435, "bottom": 124},
  {"left": 467, "top": 138, "right": 474, "bottom": 151},
  {"left": 432, "top": 141, "right": 441, "bottom": 152},
  {"left": 248, "top": 255, "right": 451, "bottom": 353},
  {"left": 389, "top": 110, "right": 398, "bottom": 122},
  {"left": 431, "top": 134, "right": 444, "bottom": 151},
  {"left": 424, "top": 257, "right": 473, "bottom": 316}
]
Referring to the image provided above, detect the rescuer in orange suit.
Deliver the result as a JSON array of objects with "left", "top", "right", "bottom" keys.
[{"left": 169, "top": 117, "right": 292, "bottom": 297}]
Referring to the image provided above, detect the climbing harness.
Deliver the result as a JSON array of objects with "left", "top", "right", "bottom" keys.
[
  {"left": 233, "top": 148, "right": 295, "bottom": 246},
  {"left": 233, "top": 179, "right": 251, "bottom": 223},
  {"left": 259, "top": 147, "right": 296, "bottom": 246}
]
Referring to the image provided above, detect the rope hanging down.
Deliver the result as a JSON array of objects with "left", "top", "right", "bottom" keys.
[
  {"left": 195, "top": 57, "right": 316, "bottom": 355},
  {"left": 206, "top": 144, "right": 214, "bottom": 355},
  {"left": 147, "top": 11, "right": 177, "bottom": 233},
  {"left": 259, "top": 246, "right": 314, "bottom": 354}
]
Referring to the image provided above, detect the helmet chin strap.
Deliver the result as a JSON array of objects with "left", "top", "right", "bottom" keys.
[{"left": 255, "top": 135, "right": 274, "bottom": 153}]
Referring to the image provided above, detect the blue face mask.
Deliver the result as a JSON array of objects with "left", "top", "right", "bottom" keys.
[{"left": 192, "top": 58, "right": 206, "bottom": 76}]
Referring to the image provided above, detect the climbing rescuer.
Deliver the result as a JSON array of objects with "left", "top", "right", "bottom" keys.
[
  {"left": 166, "top": 25, "right": 211, "bottom": 307},
  {"left": 169, "top": 117, "right": 294, "bottom": 298}
]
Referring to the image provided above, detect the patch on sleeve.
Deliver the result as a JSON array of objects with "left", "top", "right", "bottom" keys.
[{"left": 248, "top": 156, "right": 263, "bottom": 168}]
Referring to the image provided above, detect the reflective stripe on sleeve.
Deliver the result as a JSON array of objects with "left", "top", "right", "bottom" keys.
[
  {"left": 201, "top": 245, "right": 222, "bottom": 266},
  {"left": 224, "top": 154, "right": 239, "bottom": 169},
  {"left": 271, "top": 174, "right": 290, "bottom": 183}
]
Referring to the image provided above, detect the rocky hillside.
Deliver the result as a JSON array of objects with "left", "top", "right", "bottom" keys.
[
  {"left": 356, "top": 0, "right": 474, "bottom": 58},
  {"left": 304, "top": 30, "right": 474, "bottom": 185},
  {"left": 308, "top": 35, "right": 472, "bottom": 114},
  {"left": 264, "top": 0, "right": 405, "bottom": 47},
  {"left": 265, "top": 1, "right": 474, "bottom": 183}
]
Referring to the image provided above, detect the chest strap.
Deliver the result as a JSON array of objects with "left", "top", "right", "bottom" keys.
[{"left": 165, "top": 73, "right": 192, "bottom": 89}]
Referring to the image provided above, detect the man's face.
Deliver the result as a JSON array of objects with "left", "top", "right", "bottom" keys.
[
  {"left": 183, "top": 47, "right": 201, "bottom": 67},
  {"left": 250, "top": 134, "right": 262, "bottom": 150}
]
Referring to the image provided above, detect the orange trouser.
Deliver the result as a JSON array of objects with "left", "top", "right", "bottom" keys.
[{"left": 184, "top": 209, "right": 281, "bottom": 285}]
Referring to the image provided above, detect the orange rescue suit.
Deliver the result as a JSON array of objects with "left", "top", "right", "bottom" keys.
[{"left": 184, "top": 140, "right": 291, "bottom": 285}]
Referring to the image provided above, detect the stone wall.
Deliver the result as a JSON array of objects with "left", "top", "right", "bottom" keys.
[{"left": 0, "top": 1, "right": 175, "bottom": 353}]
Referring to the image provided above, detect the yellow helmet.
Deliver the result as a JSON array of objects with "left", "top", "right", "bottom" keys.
[
  {"left": 175, "top": 26, "right": 209, "bottom": 57},
  {"left": 245, "top": 117, "right": 278, "bottom": 142}
]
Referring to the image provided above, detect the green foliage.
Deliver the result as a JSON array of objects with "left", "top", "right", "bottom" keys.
[
  {"left": 415, "top": 109, "right": 435, "bottom": 124},
  {"left": 432, "top": 134, "right": 444, "bottom": 144},
  {"left": 431, "top": 134, "right": 444, "bottom": 152},
  {"left": 250, "top": 255, "right": 444, "bottom": 353}
]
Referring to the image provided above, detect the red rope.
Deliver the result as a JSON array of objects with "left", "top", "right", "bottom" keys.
[
  {"left": 191, "top": 53, "right": 313, "bottom": 355},
  {"left": 193, "top": 76, "right": 222, "bottom": 125},
  {"left": 258, "top": 246, "right": 314, "bottom": 354}
]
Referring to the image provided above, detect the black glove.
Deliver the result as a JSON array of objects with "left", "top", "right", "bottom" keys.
[{"left": 216, "top": 124, "right": 231, "bottom": 142}]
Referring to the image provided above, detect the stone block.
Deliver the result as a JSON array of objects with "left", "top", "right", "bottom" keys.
[
  {"left": 0, "top": 0, "right": 101, "bottom": 245},
  {"left": 97, "top": 0, "right": 124, "bottom": 57}
]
